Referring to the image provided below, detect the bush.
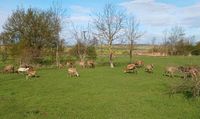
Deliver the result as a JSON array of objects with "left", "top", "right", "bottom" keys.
[
  {"left": 87, "top": 46, "right": 97, "bottom": 60},
  {"left": 68, "top": 43, "right": 97, "bottom": 60},
  {"left": 169, "top": 79, "right": 200, "bottom": 98},
  {"left": 35, "top": 57, "right": 53, "bottom": 65},
  {"left": 191, "top": 49, "right": 200, "bottom": 56}
]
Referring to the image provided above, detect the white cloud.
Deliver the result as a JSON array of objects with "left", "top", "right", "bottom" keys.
[
  {"left": 120, "top": 0, "right": 200, "bottom": 28},
  {"left": 120, "top": 0, "right": 200, "bottom": 43},
  {"left": 69, "top": 5, "right": 92, "bottom": 25}
]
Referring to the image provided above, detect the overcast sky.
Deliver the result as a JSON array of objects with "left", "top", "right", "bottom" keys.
[{"left": 0, "top": 0, "right": 200, "bottom": 44}]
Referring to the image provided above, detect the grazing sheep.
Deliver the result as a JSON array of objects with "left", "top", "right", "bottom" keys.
[
  {"left": 179, "top": 66, "right": 199, "bottom": 80},
  {"left": 17, "top": 67, "right": 29, "bottom": 74},
  {"left": 134, "top": 60, "right": 144, "bottom": 68},
  {"left": 86, "top": 60, "right": 95, "bottom": 68},
  {"left": 124, "top": 64, "right": 137, "bottom": 73},
  {"left": 66, "top": 62, "right": 74, "bottom": 68},
  {"left": 145, "top": 64, "right": 154, "bottom": 73},
  {"left": 164, "top": 66, "right": 179, "bottom": 77},
  {"left": 26, "top": 68, "right": 37, "bottom": 79},
  {"left": 3, "top": 65, "right": 14, "bottom": 73},
  {"left": 187, "top": 68, "right": 199, "bottom": 80},
  {"left": 79, "top": 61, "right": 85, "bottom": 68},
  {"left": 68, "top": 68, "right": 79, "bottom": 77},
  {"left": 58, "top": 63, "right": 64, "bottom": 69}
]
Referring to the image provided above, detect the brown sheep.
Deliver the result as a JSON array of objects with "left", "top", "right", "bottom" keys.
[
  {"left": 86, "top": 60, "right": 95, "bottom": 68},
  {"left": 68, "top": 68, "right": 79, "bottom": 77},
  {"left": 26, "top": 68, "right": 37, "bottom": 79},
  {"left": 79, "top": 61, "right": 85, "bottom": 68},
  {"left": 134, "top": 60, "right": 144, "bottom": 68},
  {"left": 3, "top": 65, "right": 14, "bottom": 73},
  {"left": 179, "top": 66, "right": 199, "bottom": 80},
  {"left": 66, "top": 61, "right": 74, "bottom": 68},
  {"left": 145, "top": 64, "right": 154, "bottom": 73},
  {"left": 124, "top": 64, "right": 137, "bottom": 73},
  {"left": 58, "top": 63, "right": 65, "bottom": 69},
  {"left": 164, "top": 66, "right": 179, "bottom": 77},
  {"left": 187, "top": 68, "right": 199, "bottom": 80}
]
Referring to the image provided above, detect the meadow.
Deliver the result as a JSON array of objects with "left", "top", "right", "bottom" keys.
[{"left": 0, "top": 56, "right": 200, "bottom": 119}]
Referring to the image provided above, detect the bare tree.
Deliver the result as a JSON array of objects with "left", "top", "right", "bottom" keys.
[
  {"left": 93, "top": 3, "right": 125, "bottom": 68},
  {"left": 70, "top": 23, "right": 94, "bottom": 61},
  {"left": 125, "top": 16, "right": 143, "bottom": 63},
  {"left": 151, "top": 37, "right": 156, "bottom": 54},
  {"left": 168, "top": 26, "right": 185, "bottom": 55},
  {"left": 162, "top": 30, "right": 168, "bottom": 56},
  {"left": 50, "top": 0, "right": 68, "bottom": 67}
]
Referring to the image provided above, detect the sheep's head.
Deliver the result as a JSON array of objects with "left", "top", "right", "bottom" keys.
[{"left": 76, "top": 72, "right": 79, "bottom": 77}]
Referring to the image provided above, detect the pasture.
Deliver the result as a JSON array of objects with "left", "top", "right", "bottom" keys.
[{"left": 0, "top": 56, "right": 200, "bottom": 119}]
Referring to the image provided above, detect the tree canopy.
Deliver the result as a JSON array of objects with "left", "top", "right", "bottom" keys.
[{"left": 1, "top": 7, "right": 62, "bottom": 63}]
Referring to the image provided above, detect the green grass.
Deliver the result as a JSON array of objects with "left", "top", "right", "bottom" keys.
[{"left": 0, "top": 56, "right": 200, "bottom": 119}]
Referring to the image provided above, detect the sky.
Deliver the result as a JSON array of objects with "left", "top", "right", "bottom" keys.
[{"left": 0, "top": 0, "right": 200, "bottom": 44}]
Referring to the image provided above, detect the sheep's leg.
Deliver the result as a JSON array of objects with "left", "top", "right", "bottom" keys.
[{"left": 170, "top": 73, "right": 174, "bottom": 78}]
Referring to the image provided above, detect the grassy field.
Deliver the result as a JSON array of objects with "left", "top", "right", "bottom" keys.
[{"left": 0, "top": 56, "right": 200, "bottom": 119}]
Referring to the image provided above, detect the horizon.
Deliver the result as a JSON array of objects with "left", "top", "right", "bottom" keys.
[{"left": 0, "top": 0, "right": 200, "bottom": 44}]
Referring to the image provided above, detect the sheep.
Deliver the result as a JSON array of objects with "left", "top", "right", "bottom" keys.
[
  {"left": 145, "top": 64, "right": 154, "bottom": 73},
  {"left": 86, "top": 60, "right": 95, "bottom": 68},
  {"left": 58, "top": 63, "right": 65, "bottom": 69},
  {"left": 164, "top": 66, "right": 179, "bottom": 77},
  {"left": 79, "top": 61, "right": 85, "bottom": 68},
  {"left": 179, "top": 66, "right": 199, "bottom": 80},
  {"left": 66, "top": 61, "right": 74, "bottom": 68},
  {"left": 3, "top": 65, "right": 14, "bottom": 73},
  {"left": 134, "top": 60, "right": 144, "bottom": 68},
  {"left": 17, "top": 67, "right": 29, "bottom": 74},
  {"left": 26, "top": 68, "right": 37, "bottom": 79},
  {"left": 68, "top": 68, "right": 79, "bottom": 77},
  {"left": 124, "top": 64, "right": 137, "bottom": 73}
]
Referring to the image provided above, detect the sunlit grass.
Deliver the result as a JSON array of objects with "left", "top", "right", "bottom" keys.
[{"left": 0, "top": 56, "right": 200, "bottom": 119}]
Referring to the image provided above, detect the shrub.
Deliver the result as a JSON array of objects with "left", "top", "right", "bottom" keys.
[
  {"left": 68, "top": 43, "right": 97, "bottom": 60},
  {"left": 191, "top": 49, "right": 200, "bottom": 56},
  {"left": 87, "top": 46, "right": 97, "bottom": 60},
  {"left": 169, "top": 79, "right": 200, "bottom": 98}
]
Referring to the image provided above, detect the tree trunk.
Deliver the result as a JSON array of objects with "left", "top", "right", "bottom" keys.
[
  {"left": 129, "top": 40, "right": 133, "bottom": 63},
  {"left": 56, "top": 42, "right": 60, "bottom": 67},
  {"left": 109, "top": 42, "right": 114, "bottom": 68}
]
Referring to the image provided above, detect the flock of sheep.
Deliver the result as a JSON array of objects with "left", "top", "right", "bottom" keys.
[
  {"left": 2, "top": 64, "right": 37, "bottom": 79},
  {"left": 66, "top": 60, "right": 153, "bottom": 77},
  {"left": 66, "top": 59, "right": 200, "bottom": 81},
  {"left": 123, "top": 60, "right": 200, "bottom": 80},
  {"left": 1, "top": 59, "right": 200, "bottom": 80}
]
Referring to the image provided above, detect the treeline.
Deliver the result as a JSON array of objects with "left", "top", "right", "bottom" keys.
[
  {"left": 0, "top": 3, "right": 200, "bottom": 68},
  {"left": 151, "top": 26, "right": 200, "bottom": 56}
]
